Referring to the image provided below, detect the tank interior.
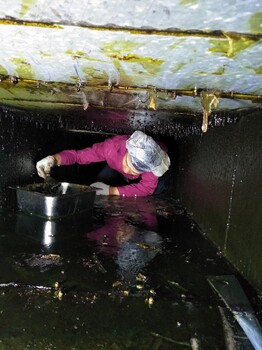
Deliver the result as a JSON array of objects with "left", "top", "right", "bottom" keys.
[{"left": 0, "top": 1, "right": 261, "bottom": 349}]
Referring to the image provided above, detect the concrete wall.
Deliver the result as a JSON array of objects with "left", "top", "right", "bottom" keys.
[{"left": 174, "top": 110, "right": 262, "bottom": 292}]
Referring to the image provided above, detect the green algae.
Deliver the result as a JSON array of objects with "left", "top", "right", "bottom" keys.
[
  {"left": 101, "top": 40, "right": 165, "bottom": 78},
  {"left": 212, "top": 67, "right": 225, "bottom": 75},
  {"left": 65, "top": 50, "right": 87, "bottom": 57},
  {"left": 20, "top": 0, "right": 38, "bottom": 18},
  {"left": 167, "top": 39, "right": 187, "bottom": 51},
  {"left": 254, "top": 65, "right": 262, "bottom": 74},
  {"left": 249, "top": 13, "right": 262, "bottom": 34},
  {"left": 9, "top": 57, "right": 35, "bottom": 80},
  {"left": 0, "top": 65, "right": 8, "bottom": 75},
  {"left": 109, "top": 53, "right": 164, "bottom": 76},
  {"left": 101, "top": 40, "right": 142, "bottom": 53},
  {"left": 209, "top": 37, "right": 256, "bottom": 58},
  {"left": 171, "top": 62, "right": 186, "bottom": 74},
  {"left": 180, "top": 0, "right": 197, "bottom": 5}
]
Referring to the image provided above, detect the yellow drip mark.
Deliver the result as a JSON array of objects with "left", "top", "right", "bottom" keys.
[
  {"left": 223, "top": 33, "right": 234, "bottom": 57},
  {"left": 0, "top": 19, "right": 62, "bottom": 29},
  {"left": 200, "top": 91, "right": 219, "bottom": 133},
  {"left": 209, "top": 33, "right": 257, "bottom": 58},
  {"left": 148, "top": 89, "right": 157, "bottom": 110}
]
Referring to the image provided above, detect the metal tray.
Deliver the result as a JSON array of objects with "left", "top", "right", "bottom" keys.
[{"left": 11, "top": 182, "right": 96, "bottom": 219}]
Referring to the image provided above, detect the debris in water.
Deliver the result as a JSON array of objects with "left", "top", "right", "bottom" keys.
[
  {"left": 92, "top": 253, "right": 107, "bottom": 274},
  {"left": 190, "top": 337, "right": 201, "bottom": 350},
  {"left": 136, "top": 284, "right": 144, "bottom": 290},
  {"left": 112, "top": 281, "right": 122, "bottom": 288},
  {"left": 136, "top": 273, "right": 147, "bottom": 282},
  {"left": 136, "top": 242, "right": 152, "bottom": 250},
  {"left": 145, "top": 296, "right": 154, "bottom": 308},
  {"left": 0, "top": 281, "right": 51, "bottom": 291},
  {"left": 24, "top": 253, "right": 62, "bottom": 272},
  {"left": 122, "top": 290, "right": 129, "bottom": 297},
  {"left": 0, "top": 282, "right": 19, "bottom": 288},
  {"left": 167, "top": 279, "right": 188, "bottom": 292},
  {"left": 150, "top": 332, "right": 191, "bottom": 347},
  {"left": 54, "top": 281, "right": 60, "bottom": 290},
  {"left": 45, "top": 254, "right": 60, "bottom": 261},
  {"left": 54, "top": 289, "right": 63, "bottom": 301}
]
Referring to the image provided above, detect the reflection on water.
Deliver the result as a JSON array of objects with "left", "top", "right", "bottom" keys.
[
  {"left": 0, "top": 196, "right": 259, "bottom": 350},
  {"left": 87, "top": 219, "right": 162, "bottom": 286}
]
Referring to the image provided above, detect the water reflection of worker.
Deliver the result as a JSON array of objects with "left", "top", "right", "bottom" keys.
[
  {"left": 87, "top": 217, "right": 162, "bottom": 285},
  {"left": 87, "top": 197, "right": 162, "bottom": 285},
  {"left": 36, "top": 131, "right": 170, "bottom": 197}
]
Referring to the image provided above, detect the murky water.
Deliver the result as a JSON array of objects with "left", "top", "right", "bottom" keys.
[{"left": 0, "top": 196, "right": 259, "bottom": 349}]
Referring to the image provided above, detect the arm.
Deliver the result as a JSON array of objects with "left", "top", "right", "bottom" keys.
[
  {"left": 109, "top": 186, "right": 120, "bottom": 195},
  {"left": 36, "top": 139, "right": 111, "bottom": 179},
  {"left": 55, "top": 137, "right": 117, "bottom": 166},
  {"left": 94, "top": 175, "right": 157, "bottom": 197},
  {"left": 52, "top": 153, "right": 62, "bottom": 166},
  {"left": 116, "top": 173, "right": 158, "bottom": 197}
]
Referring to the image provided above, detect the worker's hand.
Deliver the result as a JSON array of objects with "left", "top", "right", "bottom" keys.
[
  {"left": 36, "top": 156, "right": 56, "bottom": 179},
  {"left": 91, "top": 182, "right": 110, "bottom": 195}
]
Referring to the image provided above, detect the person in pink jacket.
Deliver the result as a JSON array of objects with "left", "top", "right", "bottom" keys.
[{"left": 36, "top": 131, "right": 170, "bottom": 197}]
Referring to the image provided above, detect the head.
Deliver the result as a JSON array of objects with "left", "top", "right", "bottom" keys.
[
  {"left": 122, "top": 152, "right": 143, "bottom": 175},
  {"left": 125, "top": 131, "right": 170, "bottom": 177}
]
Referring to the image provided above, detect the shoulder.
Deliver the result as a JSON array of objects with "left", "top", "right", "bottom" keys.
[
  {"left": 110, "top": 135, "right": 129, "bottom": 143},
  {"left": 104, "top": 135, "right": 129, "bottom": 149}
]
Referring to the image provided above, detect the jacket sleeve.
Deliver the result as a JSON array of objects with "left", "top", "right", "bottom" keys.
[{"left": 58, "top": 138, "right": 115, "bottom": 165}]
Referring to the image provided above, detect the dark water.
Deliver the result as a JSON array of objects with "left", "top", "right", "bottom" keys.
[{"left": 0, "top": 196, "right": 259, "bottom": 349}]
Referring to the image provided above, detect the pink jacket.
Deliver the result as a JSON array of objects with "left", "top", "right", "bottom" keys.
[{"left": 58, "top": 135, "right": 160, "bottom": 197}]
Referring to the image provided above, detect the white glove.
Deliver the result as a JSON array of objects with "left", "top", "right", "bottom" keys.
[
  {"left": 91, "top": 182, "right": 110, "bottom": 195},
  {"left": 36, "top": 156, "right": 56, "bottom": 179}
]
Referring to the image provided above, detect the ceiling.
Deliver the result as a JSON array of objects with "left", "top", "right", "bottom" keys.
[{"left": 0, "top": 0, "right": 261, "bottom": 133}]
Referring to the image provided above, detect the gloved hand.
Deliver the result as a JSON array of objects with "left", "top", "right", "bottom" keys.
[
  {"left": 36, "top": 156, "right": 56, "bottom": 179},
  {"left": 91, "top": 182, "right": 110, "bottom": 195}
]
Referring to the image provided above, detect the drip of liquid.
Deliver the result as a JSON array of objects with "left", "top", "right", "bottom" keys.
[
  {"left": 200, "top": 91, "right": 219, "bottom": 132},
  {"left": 223, "top": 166, "right": 237, "bottom": 252}
]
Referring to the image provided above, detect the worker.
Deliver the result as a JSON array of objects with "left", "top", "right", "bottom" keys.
[{"left": 36, "top": 130, "right": 170, "bottom": 197}]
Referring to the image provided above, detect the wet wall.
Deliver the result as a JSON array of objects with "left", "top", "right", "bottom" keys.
[
  {"left": 0, "top": 107, "right": 108, "bottom": 209},
  {"left": 173, "top": 110, "right": 262, "bottom": 293},
  {"left": 0, "top": 105, "right": 261, "bottom": 294}
]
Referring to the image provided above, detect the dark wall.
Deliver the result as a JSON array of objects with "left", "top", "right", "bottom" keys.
[
  {"left": 174, "top": 110, "right": 262, "bottom": 292},
  {"left": 0, "top": 108, "right": 106, "bottom": 209},
  {"left": 1, "top": 105, "right": 261, "bottom": 293}
]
